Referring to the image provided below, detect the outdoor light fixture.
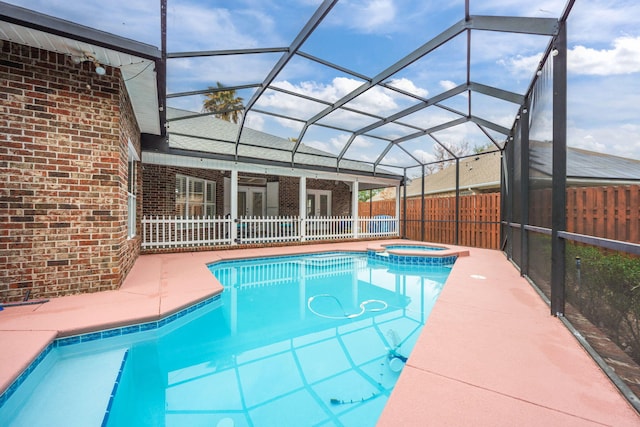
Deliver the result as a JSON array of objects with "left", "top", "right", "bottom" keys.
[
  {"left": 94, "top": 64, "right": 106, "bottom": 75},
  {"left": 70, "top": 52, "right": 106, "bottom": 75},
  {"left": 551, "top": 48, "right": 559, "bottom": 56}
]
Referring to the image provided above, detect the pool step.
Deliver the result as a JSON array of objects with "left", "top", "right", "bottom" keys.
[
  {"left": 7, "top": 348, "right": 128, "bottom": 427},
  {"left": 302, "top": 254, "right": 363, "bottom": 268}
]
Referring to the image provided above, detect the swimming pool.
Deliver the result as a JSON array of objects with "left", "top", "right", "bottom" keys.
[{"left": 0, "top": 251, "right": 452, "bottom": 427}]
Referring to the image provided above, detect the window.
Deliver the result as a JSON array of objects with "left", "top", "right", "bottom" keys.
[
  {"left": 176, "top": 174, "right": 216, "bottom": 217},
  {"left": 127, "top": 140, "right": 139, "bottom": 239}
]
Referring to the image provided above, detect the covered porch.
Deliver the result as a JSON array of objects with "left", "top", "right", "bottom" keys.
[{"left": 140, "top": 106, "right": 403, "bottom": 250}]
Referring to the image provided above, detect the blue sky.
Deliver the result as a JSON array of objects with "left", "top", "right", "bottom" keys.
[{"left": 5, "top": 0, "right": 640, "bottom": 171}]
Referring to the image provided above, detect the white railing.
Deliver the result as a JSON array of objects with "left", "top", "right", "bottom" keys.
[
  {"left": 142, "top": 215, "right": 398, "bottom": 249},
  {"left": 305, "top": 216, "right": 353, "bottom": 241},
  {"left": 237, "top": 216, "right": 300, "bottom": 244},
  {"left": 142, "top": 216, "right": 233, "bottom": 249},
  {"left": 358, "top": 215, "right": 398, "bottom": 239}
]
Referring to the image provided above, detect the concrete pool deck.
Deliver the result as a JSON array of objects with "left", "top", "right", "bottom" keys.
[{"left": 1, "top": 239, "right": 639, "bottom": 426}]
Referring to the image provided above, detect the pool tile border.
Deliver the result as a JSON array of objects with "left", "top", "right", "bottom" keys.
[
  {"left": 208, "top": 250, "right": 458, "bottom": 269},
  {"left": 368, "top": 250, "right": 457, "bottom": 266},
  {"left": 0, "top": 294, "right": 221, "bottom": 410},
  {"left": 101, "top": 349, "right": 129, "bottom": 427}
]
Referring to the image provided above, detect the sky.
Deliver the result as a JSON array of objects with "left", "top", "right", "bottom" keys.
[{"left": 4, "top": 0, "right": 640, "bottom": 173}]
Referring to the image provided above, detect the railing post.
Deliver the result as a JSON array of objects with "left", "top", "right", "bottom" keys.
[
  {"left": 352, "top": 180, "right": 359, "bottom": 239},
  {"left": 230, "top": 169, "right": 238, "bottom": 245},
  {"left": 299, "top": 176, "right": 306, "bottom": 242}
]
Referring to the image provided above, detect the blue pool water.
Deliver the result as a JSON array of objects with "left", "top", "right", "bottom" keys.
[{"left": 0, "top": 252, "right": 452, "bottom": 427}]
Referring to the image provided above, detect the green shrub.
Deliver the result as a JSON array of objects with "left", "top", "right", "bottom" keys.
[{"left": 566, "top": 243, "right": 640, "bottom": 362}]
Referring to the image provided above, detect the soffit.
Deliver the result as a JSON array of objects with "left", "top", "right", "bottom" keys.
[{"left": 0, "top": 2, "right": 161, "bottom": 135}]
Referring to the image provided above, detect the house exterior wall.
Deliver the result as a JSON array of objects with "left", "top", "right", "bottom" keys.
[
  {"left": 143, "top": 166, "right": 352, "bottom": 217},
  {"left": 142, "top": 165, "right": 226, "bottom": 216},
  {"left": 0, "top": 42, "right": 141, "bottom": 302},
  {"left": 273, "top": 176, "right": 352, "bottom": 216}
]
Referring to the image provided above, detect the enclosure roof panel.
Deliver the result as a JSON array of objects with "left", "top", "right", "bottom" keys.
[{"left": 1, "top": 0, "right": 579, "bottom": 180}]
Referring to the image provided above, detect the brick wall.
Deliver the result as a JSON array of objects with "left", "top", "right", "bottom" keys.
[
  {"left": 0, "top": 42, "right": 141, "bottom": 301},
  {"left": 143, "top": 167, "right": 352, "bottom": 217},
  {"left": 143, "top": 165, "right": 226, "bottom": 216},
  {"left": 279, "top": 177, "right": 352, "bottom": 216},
  {"left": 278, "top": 176, "right": 299, "bottom": 215},
  {"left": 117, "top": 74, "right": 142, "bottom": 288}
]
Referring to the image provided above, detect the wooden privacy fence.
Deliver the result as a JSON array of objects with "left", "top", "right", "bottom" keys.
[
  {"left": 359, "top": 193, "right": 501, "bottom": 249},
  {"left": 530, "top": 185, "right": 640, "bottom": 243},
  {"left": 363, "top": 184, "right": 640, "bottom": 250}
]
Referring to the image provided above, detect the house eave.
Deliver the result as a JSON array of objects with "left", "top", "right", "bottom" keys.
[{"left": 142, "top": 151, "right": 402, "bottom": 187}]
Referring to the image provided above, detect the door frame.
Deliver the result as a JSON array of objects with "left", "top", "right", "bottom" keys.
[
  {"left": 306, "top": 189, "right": 331, "bottom": 217},
  {"left": 238, "top": 186, "right": 266, "bottom": 217}
]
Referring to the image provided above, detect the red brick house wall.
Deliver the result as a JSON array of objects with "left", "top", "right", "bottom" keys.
[
  {"left": 0, "top": 42, "right": 141, "bottom": 301},
  {"left": 279, "top": 177, "right": 351, "bottom": 216},
  {"left": 142, "top": 165, "right": 226, "bottom": 216},
  {"left": 143, "top": 166, "right": 353, "bottom": 217}
]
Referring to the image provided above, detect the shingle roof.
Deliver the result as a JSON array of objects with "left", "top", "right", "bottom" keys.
[
  {"left": 401, "top": 151, "right": 502, "bottom": 197},
  {"left": 530, "top": 142, "right": 640, "bottom": 182},
  {"left": 382, "top": 142, "right": 640, "bottom": 200},
  {"left": 166, "top": 108, "right": 397, "bottom": 176}
]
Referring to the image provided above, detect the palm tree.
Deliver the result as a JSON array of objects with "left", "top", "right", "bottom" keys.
[{"left": 202, "top": 82, "right": 244, "bottom": 123}]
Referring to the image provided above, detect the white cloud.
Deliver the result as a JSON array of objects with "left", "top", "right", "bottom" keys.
[
  {"left": 569, "top": 36, "right": 640, "bottom": 75},
  {"left": 568, "top": 123, "right": 640, "bottom": 160},
  {"left": 253, "top": 77, "right": 429, "bottom": 130},
  {"left": 275, "top": 78, "right": 361, "bottom": 103},
  {"left": 168, "top": 6, "right": 243, "bottom": 50},
  {"left": 439, "top": 80, "right": 458, "bottom": 91},
  {"left": 502, "top": 36, "right": 640, "bottom": 77},
  {"left": 388, "top": 78, "right": 429, "bottom": 97},
  {"left": 245, "top": 114, "right": 265, "bottom": 131},
  {"left": 499, "top": 54, "right": 542, "bottom": 77},
  {"left": 568, "top": 1, "right": 640, "bottom": 44},
  {"left": 304, "top": 133, "right": 350, "bottom": 154},
  {"left": 333, "top": 0, "right": 397, "bottom": 33},
  {"left": 352, "top": 135, "right": 374, "bottom": 149},
  {"left": 330, "top": 134, "right": 351, "bottom": 152},
  {"left": 412, "top": 149, "right": 436, "bottom": 163}
]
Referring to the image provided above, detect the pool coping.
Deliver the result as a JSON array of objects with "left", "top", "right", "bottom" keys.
[
  {"left": 367, "top": 241, "right": 470, "bottom": 258},
  {"left": 1, "top": 239, "right": 639, "bottom": 426}
]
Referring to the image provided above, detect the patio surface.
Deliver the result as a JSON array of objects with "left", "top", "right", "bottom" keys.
[{"left": 1, "top": 239, "right": 639, "bottom": 426}]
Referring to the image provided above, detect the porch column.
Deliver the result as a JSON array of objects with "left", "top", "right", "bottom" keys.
[
  {"left": 395, "top": 183, "right": 401, "bottom": 237},
  {"left": 352, "top": 180, "right": 359, "bottom": 239},
  {"left": 230, "top": 169, "right": 238, "bottom": 245},
  {"left": 299, "top": 176, "right": 306, "bottom": 241}
]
